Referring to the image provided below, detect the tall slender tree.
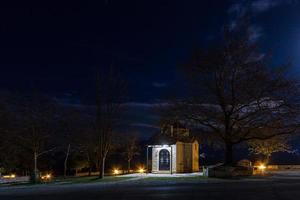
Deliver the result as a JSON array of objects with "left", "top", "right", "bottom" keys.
[
  {"left": 57, "top": 108, "right": 83, "bottom": 178},
  {"left": 122, "top": 135, "right": 140, "bottom": 173},
  {"left": 94, "top": 68, "right": 126, "bottom": 178}
]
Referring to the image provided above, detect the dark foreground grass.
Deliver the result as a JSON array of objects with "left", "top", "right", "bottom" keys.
[{"left": 0, "top": 182, "right": 35, "bottom": 187}]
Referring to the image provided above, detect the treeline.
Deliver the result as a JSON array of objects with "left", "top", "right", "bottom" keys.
[{"left": 0, "top": 70, "right": 142, "bottom": 180}]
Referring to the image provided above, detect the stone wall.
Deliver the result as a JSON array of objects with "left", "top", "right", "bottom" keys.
[{"left": 267, "top": 165, "right": 300, "bottom": 170}]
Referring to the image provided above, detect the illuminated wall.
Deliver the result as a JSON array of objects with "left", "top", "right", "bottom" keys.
[{"left": 151, "top": 140, "right": 199, "bottom": 173}]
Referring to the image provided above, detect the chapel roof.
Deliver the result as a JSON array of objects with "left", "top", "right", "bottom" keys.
[{"left": 147, "top": 132, "right": 197, "bottom": 145}]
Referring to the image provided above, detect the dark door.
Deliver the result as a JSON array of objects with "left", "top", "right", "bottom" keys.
[{"left": 159, "top": 149, "right": 170, "bottom": 171}]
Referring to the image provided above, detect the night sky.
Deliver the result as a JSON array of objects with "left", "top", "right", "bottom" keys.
[{"left": 0, "top": 0, "right": 300, "bottom": 137}]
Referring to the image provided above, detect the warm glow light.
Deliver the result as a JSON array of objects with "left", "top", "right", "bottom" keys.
[
  {"left": 41, "top": 174, "right": 52, "bottom": 180},
  {"left": 258, "top": 164, "right": 266, "bottom": 170},
  {"left": 113, "top": 169, "right": 120, "bottom": 175},
  {"left": 3, "top": 174, "right": 16, "bottom": 179},
  {"left": 10, "top": 174, "right": 16, "bottom": 178},
  {"left": 138, "top": 168, "right": 145, "bottom": 173}
]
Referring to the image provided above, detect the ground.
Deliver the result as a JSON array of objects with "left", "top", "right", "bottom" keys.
[{"left": 1, "top": 171, "right": 300, "bottom": 200}]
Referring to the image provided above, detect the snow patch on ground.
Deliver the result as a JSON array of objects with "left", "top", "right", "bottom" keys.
[
  {"left": 119, "top": 172, "right": 203, "bottom": 178},
  {"left": 0, "top": 176, "right": 29, "bottom": 184}
]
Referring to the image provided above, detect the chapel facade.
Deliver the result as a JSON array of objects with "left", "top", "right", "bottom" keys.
[{"left": 148, "top": 123, "right": 199, "bottom": 173}]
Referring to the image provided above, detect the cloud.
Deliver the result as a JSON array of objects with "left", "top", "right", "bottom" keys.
[
  {"left": 228, "top": 1, "right": 247, "bottom": 17},
  {"left": 57, "top": 99, "right": 169, "bottom": 109},
  {"left": 123, "top": 102, "right": 169, "bottom": 108},
  {"left": 229, "top": 0, "right": 298, "bottom": 16},
  {"left": 56, "top": 99, "right": 163, "bottom": 138},
  {"left": 152, "top": 82, "right": 168, "bottom": 88},
  {"left": 246, "top": 52, "right": 266, "bottom": 63},
  {"left": 227, "top": 0, "right": 297, "bottom": 42},
  {"left": 130, "top": 123, "right": 160, "bottom": 129},
  {"left": 251, "top": 0, "right": 280, "bottom": 12},
  {"left": 251, "top": 0, "right": 298, "bottom": 13},
  {"left": 248, "top": 25, "right": 263, "bottom": 42}
]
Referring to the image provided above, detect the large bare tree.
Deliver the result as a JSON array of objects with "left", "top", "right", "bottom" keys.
[
  {"left": 0, "top": 95, "right": 13, "bottom": 172},
  {"left": 94, "top": 68, "right": 126, "bottom": 178},
  {"left": 170, "top": 23, "right": 300, "bottom": 165},
  {"left": 15, "top": 93, "right": 57, "bottom": 182}
]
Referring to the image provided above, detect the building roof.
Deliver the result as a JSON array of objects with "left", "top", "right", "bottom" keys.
[
  {"left": 147, "top": 133, "right": 177, "bottom": 145},
  {"left": 171, "top": 121, "right": 187, "bottom": 129},
  {"left": 147, "top": 132, "right": 197, "bottom": 145}
]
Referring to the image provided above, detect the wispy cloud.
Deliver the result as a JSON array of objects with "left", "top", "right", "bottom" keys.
[
  {"left": 229, "top": 0, "right": 298, "bottom": 16},
  {"left": 246, "top": 52, "right": 266, "bottom": 63},
  {"left": 251, "top": 0, "right": 280, "bottom": 12},
  {"left": 227, "top": 0, "right": 297, "bottom": 42},
  {"left": 57, "top": 99, "right": 169, "bottom": 109},
  {"left": 130, "top": 123, "right": 160, "bottom": 129},
  {"left": 123, "top": 102, "right": 169, "bottom": 108},
  {"left": 152, "top": 82, "right": 168, "bottom": 88},
  {"left": 248, "top": 25, "right": 263, "bottom": 42},
  {"left": 228, "top": 0, "right": 283, "bottom": 15},
  {"left": 251, "top": 0, "right": 297, "bottom": 13},
  {"left": 228, "top": 1, "right": 247, "bottom": 17}
]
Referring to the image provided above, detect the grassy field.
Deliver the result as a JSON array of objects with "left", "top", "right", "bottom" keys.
[
  {"left": 1, "top": 174, "right": 208, "bottom": 188},
  {"left": 0, "top": 176, "right": 133, "bottom": 187},
  {"left": 56, "top": 176, "right": 132, "bottom": 184}
]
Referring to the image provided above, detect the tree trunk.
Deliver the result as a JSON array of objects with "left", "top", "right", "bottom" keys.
[
  {"left": 34, "top": 151, "right": 37, "bottom": 175},
  {"left": 33, "top": 151, "right": 38, "bottom": 183},
  {"left": 64, "top": 144, "right": 71, "bottom": 178},
  {"left": 88, "top": 167, "right": 92, "bottom": 176},
  {"left": 99, "top": 157, "right": 105, "bottom": 179},
  {"left": 87, "top": 152, "right": 92, "bottom": 176},
  {"left": 265, "top": 155, "right": 271, "bottom": 164},
  {"left": 127, "top": 159, "right": 131, "bottom": 173},
  {"left": 224, "top": 143, "right": 233, "bottom": 166}
]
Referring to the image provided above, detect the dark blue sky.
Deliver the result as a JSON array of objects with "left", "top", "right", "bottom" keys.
[
  {"left": 0, "top": 0, "right": 227, "bottom": 101},
  {"left": 0, "top": 0, "right": 300, "bottom": 135}
]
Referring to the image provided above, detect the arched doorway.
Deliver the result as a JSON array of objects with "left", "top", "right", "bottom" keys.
[{"left": 159, "top": 149, "right": 170, "bottom": 171}]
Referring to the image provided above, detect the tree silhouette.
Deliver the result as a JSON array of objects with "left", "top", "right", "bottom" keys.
[{"left": 170, "top": 22, "right": 300, "bottom": 165}]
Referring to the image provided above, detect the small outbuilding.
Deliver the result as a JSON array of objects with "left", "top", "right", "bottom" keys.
[{"left": 147, "top": 123, "right": 199, "bottom": 173}]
